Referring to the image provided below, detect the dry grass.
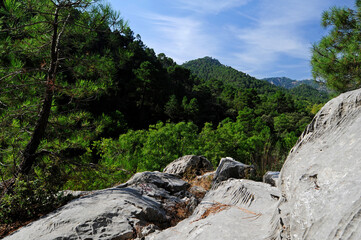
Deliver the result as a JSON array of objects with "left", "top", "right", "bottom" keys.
[
  {"left": 0, "top": 219, "right": 36, "bottom": 239},
  {"left": 192, "top": 201, "right": 262, "bottom": 223},
  {"left": 164, "top": 201, "right": 193, "bottom": 226},
  {"left": 183, "top": 170, "right": 214, "bottom": 191},
  {"left": 192, "top": 202, "right": 231, "bottom": 222}
]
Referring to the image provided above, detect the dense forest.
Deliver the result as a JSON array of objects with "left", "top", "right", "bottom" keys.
[{"left": 0, "top": 0, "right": 334, "bottom": 226}]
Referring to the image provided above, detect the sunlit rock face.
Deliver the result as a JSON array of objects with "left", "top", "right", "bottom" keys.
[{"left": 276, "top": 88, "right": 361, "bottom": 240}]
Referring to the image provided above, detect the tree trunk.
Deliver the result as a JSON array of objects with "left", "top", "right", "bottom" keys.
[{"left": 17, "top": 7, "right": 60, "bottom": 176}]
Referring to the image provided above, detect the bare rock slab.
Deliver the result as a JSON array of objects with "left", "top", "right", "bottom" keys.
[
  {"left": 4, "top": 172, "right": 195, "bottom": 240},
  {"left": 146, "top": 179, "right": 281, "bottom": 240},
  {"left": 213, "top": 157, "right": 254, "bottom": 185},
  {"left": 276, "top": 88, "right": 361, "bottom": 240},
  {"left": 263, "top": 171, "right": 279, "bottom": 187},
  {"left": 163, "top": 155, "right": 213, "bottom": 177}
]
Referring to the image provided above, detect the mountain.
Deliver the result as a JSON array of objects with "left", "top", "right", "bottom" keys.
[
  {"left": 182, "top": 57, "right": 330, "bottom": 103},
  {"left": 262, "top": 77, "right": 329, "bottom": 92},
  {"left": 182, "top": 57, "right": 279, "bottom": 93}
]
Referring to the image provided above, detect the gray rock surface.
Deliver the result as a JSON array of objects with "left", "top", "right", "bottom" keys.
[
  {"left": 5, "top": 172, "right": 196, "bottom": 240},
  {"left": 163, "top": 155, "right": 213, "bottom": 177},
  {"left": 118, "top": 171, "right": 190, "bottom": 193},
  {"left": 263, "top": 171, "right": 279, "bottom": 187},
  {"left": 275, "top": 88, "right": 361, "bottom": 240},
  {"left": 213, "top": 157, "right": 254, "bottom": 185},
  {"left": 146, "top": 179, "right": 281, "bottom": 240}
]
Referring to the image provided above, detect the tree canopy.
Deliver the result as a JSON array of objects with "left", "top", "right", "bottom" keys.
[{"left": 311, "top": 0, "right": 361, "bottom": 92}]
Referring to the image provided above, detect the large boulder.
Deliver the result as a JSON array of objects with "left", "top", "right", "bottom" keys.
[
  {"left": 263, "top": 171, "right": 279, "bottom": 187},
  {"left": 146, "top": 179, "right": 281, "bottom": 240},
  {"left": 4, "top": 172, "right": 197, "bottom": 240},
  {"left": 163, "top": 155, "right": 213, "bottom": 177},
  {"left": 275, "top": 88, "right": 361, "bottom": 239},
  {"left": 212, "top": 157, "right": 254, "bottom": 185},
  {"left": 119, "top": 171, "right": 190, "bottom": 193}
]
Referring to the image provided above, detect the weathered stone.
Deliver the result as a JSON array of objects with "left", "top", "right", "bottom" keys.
[
  {"left": 263, "top": 171, "right": 279, "bottom": 187},
  {"left": 146, "top": 179, "right": 281, "bottom": 240},
  {"left": 5, "top": 172, "right": 195, "bottom": 240},
  {"left": 163, "top": 155, "right": 213, "bottom": 177},
  {"left": 213, "top": 157, "right": 254, "bottom": 185},
  {"left": 274, "top": 88, "right": 361, "bottom": 240},
  {"left": 118, "top": 171, "right": 190, "bottom": 193},
  {"left": 5, "top": 188, "right": 166, "bottom": 240}
]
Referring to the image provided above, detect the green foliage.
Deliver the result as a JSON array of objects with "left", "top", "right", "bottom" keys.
[
  {"left": 311, "top": 1, "right": 361, "bottom": 92},
  {"left": 0, "top": 163, "right": 72, "bottom": 224},
  {"left": 183, "top": 57, "right": 279, "bottom": 94}
]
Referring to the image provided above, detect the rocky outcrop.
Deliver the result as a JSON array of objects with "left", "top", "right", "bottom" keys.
[
  {"left": 263, "top": 171, "right": 279, "bottom": 187},
  {"left": 212, "top": 157, "right": 254, "bottom": 185},
  {"left": 4, "top": 172, "right": 199, "bottom": 240},
  {"left": 275, "top": 88, "right": 361, "bottom": 239},
  {"left": 163, "top": 155, "right": 213, "bottom": 177},
  {"left": 146, "top": 179, "right": 281, "bottom": 240}
]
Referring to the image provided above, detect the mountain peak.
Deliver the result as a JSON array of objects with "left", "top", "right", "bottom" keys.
[{"left": 184, "top": 56, "right": 222, "bottom": 67}]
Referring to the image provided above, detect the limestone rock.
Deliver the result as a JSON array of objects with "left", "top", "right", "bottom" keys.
[
  {"left": 275, "top": 88, "right": 361, "bottom": 239},
  {"left": 118, "top": 171, "right": 190, "bottom": 193},
  {"left": 263, "top": 171, "right": 279, "bottom": 187},
  {"left": 163, "top": 155, "right": 213, "bottom": 177},
  {"left": 146, "top": 179, "right": 281, "bottom": 240},
  {"left": 5, "top": 172, "right": 195, "bottom": 240},
  {"left": 213, "top": 157, "right": 254, "bottom": 185},
  {"left": 5, "top": 188, "right": 166, "bottom": 240}
]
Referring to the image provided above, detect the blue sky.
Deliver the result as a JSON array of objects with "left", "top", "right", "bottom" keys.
[{"left": 107, "top": 0, "right": 356, "bottom": 80}]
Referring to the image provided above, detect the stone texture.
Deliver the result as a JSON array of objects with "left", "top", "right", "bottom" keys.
[
  {"left": 263, "top": 171, "right": 279, "bottom": 187},
  {"left": 118, "top": 171, "right": 190, "bottom": 193},
  {"left": 213, "top": 157, "right": 254, "bottom": 185},
  {"left": 163, "top": 155, "right": 213, "bottom": 177},
  {"left": 5, "top": 172, "right": 196, "bottom": 240},
  {"left": 275, "top": 88, "right": 361, "bottom": 240},
  {"left": 146, "top": 179, "right": 281, "bottom": 240}
]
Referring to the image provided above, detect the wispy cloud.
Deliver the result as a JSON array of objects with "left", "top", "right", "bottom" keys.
[
  {"left": 227, "top": 0, "right": 335, "bottom": 76},
  {"left": 144, "top": 14, "right": 218, "bottom": 64},
  {"left": 176, "top": 0, "right": 250, "bottom": 14}
]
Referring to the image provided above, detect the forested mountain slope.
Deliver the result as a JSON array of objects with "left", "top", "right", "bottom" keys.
[
  {"left": 182, "top": 56, "right": 278, "bottom": 93},
  {"left": 263, "top": 76, "right": 330, "bottom": 92},
  {"left": 183, "top": 57, "right": 330, "bottom": 104}
]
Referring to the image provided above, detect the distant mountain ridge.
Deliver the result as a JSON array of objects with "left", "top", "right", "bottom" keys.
[
  {"left": 262, "top": 77, "right": 329, "bottom": 92},
  {"left": 182, "top": 56, "right": 278, "bottom": 93},
  {"left": 182, "top": 57, "right": 330, "bottom": 103}
]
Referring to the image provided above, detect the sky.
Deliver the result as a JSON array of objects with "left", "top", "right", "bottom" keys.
[{"left": 107, "top": 0, "right": 356, "bottom": 80}]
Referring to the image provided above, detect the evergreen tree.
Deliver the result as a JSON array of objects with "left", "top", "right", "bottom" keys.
[
  {"left": 0, "top": 0, "right": 126, "bottom": 189},
  {"left": 311, "top": 0, "right": 361, "bottom": 92}
]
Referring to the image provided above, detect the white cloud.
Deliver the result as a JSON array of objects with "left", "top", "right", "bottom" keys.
[
  {"left": 227, "top": 0, "right": 334, "bottom": 75},
  {"left": 144, "top": 14, "right": 218, "bottom": 64},
  {"left": 176, "top": 0, "right": 250, "bottom": 14}
]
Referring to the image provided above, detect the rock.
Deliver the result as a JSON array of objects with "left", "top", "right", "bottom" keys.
[
  {"left": 163, "top": 155, "right": 213, "bottom": 177},
  {"left": 263, "top": 171, "right": 279, "bottom": 187},
  {"left": 5, "top": 172, "right": 196, "bottom": 240},
  {"left": 118, "top": 171, "right": 190, "bottom": 193},
  {"left": 275, "top": 88, "right": 361, "bottom": 239},
  {"left": 5, "top": 188, "right": 166, "bottom": 240},
  {"left": 146, "top": 179, "right": 281, "bottom": 240},
  {"left": 213, "top": 157, "right": 254, "bottom": 185}
]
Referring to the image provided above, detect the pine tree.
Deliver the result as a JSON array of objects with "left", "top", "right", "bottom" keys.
[
  {"left": 0, "top": 0, "right": 127, "bottom": 190},
  {"left": 311, "top": 0, "right": 361, "bottom": 92}
]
